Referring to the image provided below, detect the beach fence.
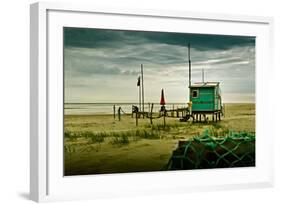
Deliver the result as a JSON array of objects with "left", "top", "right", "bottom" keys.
[
  {"left": 112, "top": 103, "right": 189, "bottom": 126},
  {"left": 164, "top": 129, "right": 255, "bottom": 170}
]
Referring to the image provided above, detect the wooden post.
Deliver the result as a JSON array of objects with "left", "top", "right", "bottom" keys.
[
  {"left": 136, "top": 112, "right": 138, "bottom": 126},
  {"left": 163, "top": 106, "right": 166, "bottom": 126},
  {"left": 113, "top": 105, "right": 116, "bottom": 119},
  {"left": 212, "top": 113, "right": 214, "bottom": 122},
  {"left": 176, "top": 107, "right": 179, "bottom": 117},
  {"left": 150, "top": 103, "right": 154, "bottom": 125},
  {"left": 215, "top": 113, "right": 217, "bottom": 122},
  {"left": 172, "top": 104, "right": 174, "bottom": 117},
  {"left": 118, "top": 107, "right": 121, "bottom": 121},
  {"left": 199, "top": 114, "right": 201, "bottom": 122},
  {"left": 218, "top": 112, "right": 221, "bottom": 121}
]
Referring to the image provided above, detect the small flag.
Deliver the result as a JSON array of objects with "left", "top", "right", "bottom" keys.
[{"left": 137, "top": 76, "right": 140, "bottom": 86}]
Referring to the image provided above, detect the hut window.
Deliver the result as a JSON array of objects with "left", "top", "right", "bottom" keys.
[{"left": 192, "top": 90, "right": 198, "bottom": 98}]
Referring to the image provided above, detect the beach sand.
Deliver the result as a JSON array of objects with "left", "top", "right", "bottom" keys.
[{"left": 64, "top": 103, "right": 255, "bottom": 175}]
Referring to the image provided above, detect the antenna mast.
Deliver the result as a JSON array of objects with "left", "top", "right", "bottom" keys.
[{"left": 188, "top": 43, "right": 191, "bottom": 88}]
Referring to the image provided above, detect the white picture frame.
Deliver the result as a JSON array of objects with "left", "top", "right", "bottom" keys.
[{"left": 30, "top": 2, "right": 274, "bottom": 202}]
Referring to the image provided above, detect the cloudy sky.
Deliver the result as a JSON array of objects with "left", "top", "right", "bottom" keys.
[{"left": 64, "top": 27, "right": 255, "bottom": 103}]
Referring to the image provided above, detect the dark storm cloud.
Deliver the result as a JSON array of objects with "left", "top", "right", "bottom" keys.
[
  {"left": 132, "top": 31, "right": 255, "bottom": 51},
  {"left": 64, "top": 27, "right": 255, "bottom": 51},
  {"left": 64, "top": 28, "right": 148, "bottom": 49}
]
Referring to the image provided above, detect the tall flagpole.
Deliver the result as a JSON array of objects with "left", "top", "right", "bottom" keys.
[
  {"left": 138, "top": 76, "right": 141, "bottom": 113},
  {"left": 141, "top": 64, "right": 144, "bottom": 118}
]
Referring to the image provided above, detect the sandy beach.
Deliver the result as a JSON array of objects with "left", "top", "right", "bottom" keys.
[{"left": 64, "top": 103, "right": 255, "bottom": 175}]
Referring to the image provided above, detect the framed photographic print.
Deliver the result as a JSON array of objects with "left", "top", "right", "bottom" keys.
[{"left": 30, "top": 2, "right": 274, "bottom": 202}]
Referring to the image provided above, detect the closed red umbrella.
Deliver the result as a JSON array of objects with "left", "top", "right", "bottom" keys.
[{"left": 160, "top": 88, "right": 166, "bottom": 105}]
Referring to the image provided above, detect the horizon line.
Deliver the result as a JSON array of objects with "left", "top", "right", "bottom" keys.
[{"left": 64, "top": 102, "right": 255, "bottom": 104}]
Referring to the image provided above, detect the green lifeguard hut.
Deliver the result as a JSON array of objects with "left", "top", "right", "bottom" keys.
[
  {"left": 189, "top": 82, "right": 222, "bottom": 121},
  {"left": 187, "top": 44, "right": 223, "bottom": 122}
]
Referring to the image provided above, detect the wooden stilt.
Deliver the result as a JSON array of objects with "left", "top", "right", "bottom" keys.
[{"left": 113, "top": 105, "right": 116, "bottom": 119}]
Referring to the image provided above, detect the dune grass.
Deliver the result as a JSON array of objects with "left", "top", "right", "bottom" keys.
[
  {"left": 65, "top": 128, "right": 161, "bottom": 146},
  {"left": 64, "top": 120, "right": 239, "bottom": 145},
  {"left": 64, "top": 120, "right": 191, "bottom": 146}
]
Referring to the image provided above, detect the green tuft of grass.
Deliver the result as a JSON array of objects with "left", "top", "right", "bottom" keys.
[
  {"left": 110, "top": 133, "right": 130, "bottom": 145},
  {"left": 64, "top": 131, "right": 105, "bottom": 143},
  {"left": 64, "top": 131, "right": 79, "bottom": 141},
  {"left": 84, "top": 131, "right": 105, "bottom": 144}
]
